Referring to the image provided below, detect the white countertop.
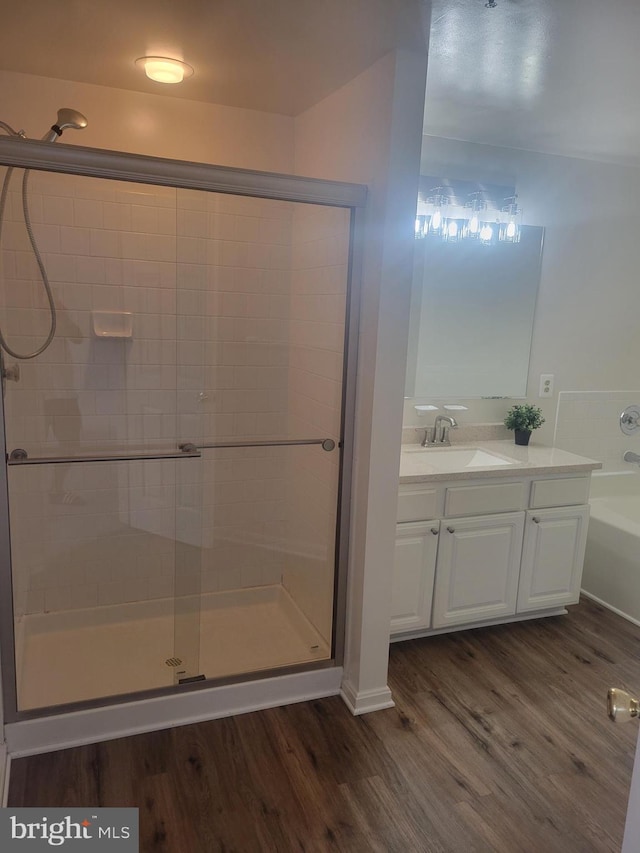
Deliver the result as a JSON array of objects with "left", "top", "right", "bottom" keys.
[{"left": 399, "top": 440, "right": 602, "bottom": 483}]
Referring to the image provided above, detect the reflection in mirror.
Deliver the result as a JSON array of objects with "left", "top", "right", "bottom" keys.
[{"left": 405, "top": 224, "right": 544, "bottom": 399}]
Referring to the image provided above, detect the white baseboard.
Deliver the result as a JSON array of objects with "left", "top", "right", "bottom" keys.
[
  {"left": 340, "top": 680, "right": 395, "bottom": 715},
  {"left": 580, "top": 589, "right": 640, "bottom": 628},
  {"left": 5, "top": 667, "right": 342, "bottom": 758}
]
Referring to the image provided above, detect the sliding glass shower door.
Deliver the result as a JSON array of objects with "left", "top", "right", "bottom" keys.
[{"left": 0, "top": 158, "right": 353, "bottom": 715}]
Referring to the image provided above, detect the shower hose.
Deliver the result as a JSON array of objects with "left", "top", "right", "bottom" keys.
[{"left": 0, "top": 123, "right": 56, "bottom": 359}]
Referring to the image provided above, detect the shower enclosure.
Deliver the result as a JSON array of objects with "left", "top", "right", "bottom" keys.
[{"left": 0, "top": 137, "right": 364, "bottom": 720}]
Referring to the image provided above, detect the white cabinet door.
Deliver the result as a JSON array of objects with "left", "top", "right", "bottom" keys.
[
  {"left": 517, "top": 505, "right": 590, "bottom": 612},
  {"left": 390, "top": 521, "right": 439, "bottom": 634},
  {"left": 432, "top": 512, "right": 525, "bottom": 629}
]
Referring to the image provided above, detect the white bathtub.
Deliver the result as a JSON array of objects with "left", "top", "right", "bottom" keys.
[{"left": 583, "top": 471, "right": 640, "bottom": 625}]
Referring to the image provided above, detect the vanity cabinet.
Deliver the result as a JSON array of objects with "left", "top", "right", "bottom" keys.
[
  {"left": 517, "top": 506, "right": 589, "bottom": 612},
  {"left": 390, "top": 521, "right": 439, "bottom": 633},
  {"left": 431, "top": 512, "right": 525, "bottom": 628},
  {"left": 391, "top": 471, "right": 593, "bottom": 639}
]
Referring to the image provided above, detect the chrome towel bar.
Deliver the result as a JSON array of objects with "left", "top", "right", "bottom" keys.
[
  {"left": 7, "top": 447, "right": 201, "bottom": 465},
  {"left": 6, "top": 437, "right": 337, "bottom": 465},
  {"left": 179, "top": 438, "right": 336, "bottom": 452}
]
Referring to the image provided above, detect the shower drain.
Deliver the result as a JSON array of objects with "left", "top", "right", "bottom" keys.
[{"left": 165, "top": 657, "right": 183, "bottom": 667}]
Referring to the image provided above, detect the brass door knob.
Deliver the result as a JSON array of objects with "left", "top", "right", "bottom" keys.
[{"left": 608, "top": 688, "right": 640, "bottom": 722}]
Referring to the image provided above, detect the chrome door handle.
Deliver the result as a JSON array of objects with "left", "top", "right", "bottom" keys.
[{"left": 608, "top": 688, "right": 640, "bottom": 722}]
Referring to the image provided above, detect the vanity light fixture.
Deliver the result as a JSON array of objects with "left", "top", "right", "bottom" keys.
[
  {"left": 479, "top": 222, "right": 496, "bottom": 244},
  {"left": 415, "top": 215, "right": 430, "bottom": 238},
  {"left": 135, "top": 56, "right": 194, "bottom": 84},
  {"left": 463, "top": 193, "right": 487, "bottom": 239},
  {"left": 498, "top": 196, "right": 522, "bottom": 243},
  {"left": 424, "top": 187, "right": 448, "bottom": 237},
  {"left": 415, "top": 187, "right": 522, "bottom": 246},
  {"left": 444, "top": 219, "right": 463, "bottom": 242}
]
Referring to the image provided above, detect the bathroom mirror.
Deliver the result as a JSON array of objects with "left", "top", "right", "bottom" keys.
[{"left": 405, "top": 224, "right": 544, "bottom": 399}]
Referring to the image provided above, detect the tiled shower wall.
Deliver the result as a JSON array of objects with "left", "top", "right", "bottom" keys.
[
  {"left": 554, "top": 390, "right": 640, "bottom": 472},
  {"left": 0, "top": 168, "right": 346, "bottom": 623}
]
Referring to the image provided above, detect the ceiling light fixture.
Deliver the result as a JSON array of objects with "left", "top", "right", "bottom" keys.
[{"left": 135, "top": 56, "right": 194, "bottom": 84}]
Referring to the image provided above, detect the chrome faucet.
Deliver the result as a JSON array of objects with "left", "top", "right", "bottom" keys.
[
  {"left": 418, "top": 415, "right": 459, "bottom": 447},
  {"left": 434, "top": 415, "right": 458, "bottom": 445}
]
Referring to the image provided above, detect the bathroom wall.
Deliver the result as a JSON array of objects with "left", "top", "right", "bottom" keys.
[
  {"left": 294, "top": 36, "right": 429, "bottom": 708},
  {"left": 554, "top": 391, "right": 640, "bottom": 472},
  {"left": 0, "top": 69, "right": 294, "bottom": 172},
  {"left": 406, "top": 135, "right": 640, "bottom": 446}
]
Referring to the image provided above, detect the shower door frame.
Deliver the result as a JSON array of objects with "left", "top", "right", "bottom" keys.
[{"left": 0, "top": 137, "right": 366, "bottom": 724}]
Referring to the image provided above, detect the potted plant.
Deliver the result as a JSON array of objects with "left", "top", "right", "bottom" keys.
[{"left": 504, "top": 403, "right": 545, "bottom": 446}]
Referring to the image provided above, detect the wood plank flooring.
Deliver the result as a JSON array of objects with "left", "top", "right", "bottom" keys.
[{"left": 9, "top": 597, "right": 640, "bottom": 852}]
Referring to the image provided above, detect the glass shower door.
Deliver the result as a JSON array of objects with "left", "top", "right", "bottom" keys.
[
  {"left": 1, "top": 169, "right": 205, "bottom": 710},
  {"left": 174, "top": 187, "right": 350, "bottom": 682}
]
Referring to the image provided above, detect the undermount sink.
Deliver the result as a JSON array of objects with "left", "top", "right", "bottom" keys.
[{"left": 403, "top": 446, "right": 518, "bottom": 469}]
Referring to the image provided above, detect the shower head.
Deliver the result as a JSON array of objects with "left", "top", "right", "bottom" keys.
[{"left": 42, "top": 108, "right": 88, "bottom": 142}]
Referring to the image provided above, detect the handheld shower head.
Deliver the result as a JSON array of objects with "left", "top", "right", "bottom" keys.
[{"left": 42, "top": 108, "right": 88, "bottom": 142}]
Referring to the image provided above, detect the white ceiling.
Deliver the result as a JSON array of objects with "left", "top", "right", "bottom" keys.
[
  {"left": 3, "top": 1, "right": 638, "bottom": 166},
  {"left": 425, "top": 0, "right": 640, "bottom": 166},
  {"left": 0, "top": 0, "right": 424, "bottom": 116}
]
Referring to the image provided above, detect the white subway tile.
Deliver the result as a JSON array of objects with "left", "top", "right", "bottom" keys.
[
  {"left": 59, "top": 226, "right": 91, "bottom": 255},
  {"left": 43, "top": 196, "right": 74, "bottom": 226}
]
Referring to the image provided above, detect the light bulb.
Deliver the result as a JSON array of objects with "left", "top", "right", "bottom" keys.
[
  {"left": 499, "top": 198, "right": 522, "bottom": 243},
  {"left": 447, "top": 220, "right": 458, "bottom": 238},
  {"left": 431, "top": 209, "right": 442, "bottom": 232},
  {"left": 480, "top": 223, "right": 493, "bottom": 243},
  {"left": 468, "top": 213, "right": 480, "bottom": 234}
]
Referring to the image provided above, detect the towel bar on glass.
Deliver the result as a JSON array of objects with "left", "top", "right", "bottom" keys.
[
  {"left": 179, "top": 438, "right": 336, "bottom": 452},
  {"left": 7, "top": 437, "right": 337, "bottom": 465},
  {"left": 7, "top": 447, "right": 201, "bottom": 465}
]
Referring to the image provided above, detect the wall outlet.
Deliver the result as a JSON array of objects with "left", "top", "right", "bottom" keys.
[{"left": 539, "top": 374, "right": 554, "bottom": 397}]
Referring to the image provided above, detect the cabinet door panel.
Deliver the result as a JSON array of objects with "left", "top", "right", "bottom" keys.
[
  {"left": 391, "top": 521, "right": 439, "bottom": 634},
  {"left": 432, "top": 512, "right": 525, "bottom": 628},
  {"left": 517, "top": 506, "right": 589, "bottom": 612}
]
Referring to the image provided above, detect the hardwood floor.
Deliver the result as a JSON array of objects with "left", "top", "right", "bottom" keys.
[{"left": 9, "top": 597, "right": 640, "bottom": 852}]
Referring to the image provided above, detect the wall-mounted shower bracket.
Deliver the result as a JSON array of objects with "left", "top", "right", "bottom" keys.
[{"left": 620, "top": 405, "right": 640, "bottom": 435}]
